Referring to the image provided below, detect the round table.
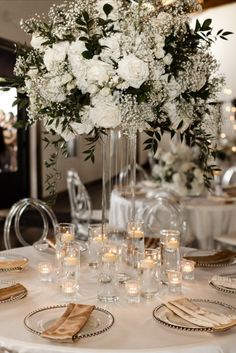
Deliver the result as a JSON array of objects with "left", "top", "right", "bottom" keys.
[
  {"left": 0, "top": 246, "right": 236, "bottom": 353},
  {"left": 109, "top": 190, "right": 236, "bottom": 250}
]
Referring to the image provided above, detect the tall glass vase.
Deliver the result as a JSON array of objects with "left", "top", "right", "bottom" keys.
[{"left": 101, "top": 128, "right": 138, "bottom": 232}]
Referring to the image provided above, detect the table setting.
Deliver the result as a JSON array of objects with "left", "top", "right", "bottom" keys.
[
  {"left": 1, "top": 0, "right": 235, "bottom": 351},
  {"left": 0, "top": 221, "right": 236, "bottom": 353}
]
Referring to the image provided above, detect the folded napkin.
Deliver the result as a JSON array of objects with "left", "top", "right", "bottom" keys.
[
  {"left": 184, "top": 250, "right": 236, "bottom": 265},
  {"left": 211, "top": 275, "right": 236, "bottom": 290},
  {"left": 165, "top": 298, "right": 236, "bottom": 331},
  {"left": 41, "top": 303, "right": 95, "bottom": 342},
  {"left": 0, "top": 258, "right": 29, "bottom": 270},
  {"left": 0, "top": 283, "right": 27, "bottom": 301}
]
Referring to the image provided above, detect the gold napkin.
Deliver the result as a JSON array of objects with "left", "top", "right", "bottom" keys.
[
  {"left": 0, "top": 258, "right": 29, "bottom": 270},
  {"left": 166, "top": 298, "right": 236, "bottom": 331},
  {"left": 41, "top": 303, "right": 95, "bottom": 342},
  {"left": 184, "top": 250, "right": 236, "bottom": 265},
  {"left": 0, "top": 283, "right": 27, "bottom": 301}
]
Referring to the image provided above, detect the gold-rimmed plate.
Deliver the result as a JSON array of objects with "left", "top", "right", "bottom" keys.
[
  {"left": 184, "top": 250, "right": 236, "bottom": 268},
  {"left": 153, "top": 299, "right": 236, "bottom": 332},
  {"left": 24, "top": 305, "right": 114, "bottom": 339},
  {"left": 0, "top": 253, "right": 29, "bottom": 272},
  {"left": 0, "top": 280, "right": 27, "bottom": 303}
]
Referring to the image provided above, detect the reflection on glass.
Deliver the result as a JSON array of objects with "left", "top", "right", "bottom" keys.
[{"left": 0, "top": 87, "right": 18, "bottom": 173}]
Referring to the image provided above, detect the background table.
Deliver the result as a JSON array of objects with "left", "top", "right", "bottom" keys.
[
  {"left": 0, "top": 246, "right": 236, "bottom": 353},
  {"left": 109, "top": 190, "right": 236, "bottom": 249}
]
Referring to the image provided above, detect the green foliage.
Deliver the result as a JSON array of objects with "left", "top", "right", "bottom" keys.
[{"left": 83, "top": 127, "right": 107, "bottom": 163}]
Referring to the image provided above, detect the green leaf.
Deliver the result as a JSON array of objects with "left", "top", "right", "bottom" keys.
[
  {"left": 103, "top": 4, "right": 113, "bottom": 17},
  {"left": 202, "top": 19, "right": 212, "bottom": 31},
  {"left": 82, "top": 50, "right": 93, "bottom": 59}
]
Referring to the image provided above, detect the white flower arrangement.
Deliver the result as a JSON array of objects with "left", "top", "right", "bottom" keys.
[
  {"left": 6, "top": 0, "right": 231, "bottom": 197},
  {"left": 152, "top": 144, "right": 206, "bottom": 196}
]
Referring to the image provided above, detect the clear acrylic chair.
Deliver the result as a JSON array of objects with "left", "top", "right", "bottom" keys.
[
  {"left": 222, "top": 166, "right": 236, "bottom": 187},
  {"left": 136, "top": 195, "right": 191, "bottom": 246},
  {"left": 119, "top": 164, "right": 149, "bottom": 186},
  {"left": 3, "top": 198, "right": 58, "bottom": 250},
  {"left": 67, "top": 169, "right": 92, "bottom": 240}
]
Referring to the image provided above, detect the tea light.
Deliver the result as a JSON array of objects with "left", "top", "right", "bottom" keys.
[
  {"left": 37, "top": 261, "right": 53, "bottom": 282},
  {"left": 167, "top": 270, "right": 182, "bottom": 294},
  {"left": 166, "top": 237, "right": 179, "bottom": 250},
  {"left": 140, "top": 258, "right": 156, "bottom": 269},
  {"left": 64, "top": 256, "right": 80, "bottom": 266},
  {"left": 181, "top": 260, "right": 195, "bottom": 281},
  {"left": 131, "top": 229, "right": 144, "bottom": 238},
  {"left": 61, "top": 279, "right": 76, "bottom": 295},
  {"left": 102, "top": 252, "right": 118, "bottom": 263},
  {"left": 125, "top": 279, "right": 140, "bottom": 303},
  {"left": 61, "top": 232, "right": 74, "bottom": 242}
]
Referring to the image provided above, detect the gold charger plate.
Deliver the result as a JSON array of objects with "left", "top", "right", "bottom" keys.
[{"left": 0, "top": 253, "right": 29, "bottom": 272}]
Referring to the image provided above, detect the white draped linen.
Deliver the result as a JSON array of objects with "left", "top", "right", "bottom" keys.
[
  {"left": 109, "top": 190, "right": 236, "bottom": 249},
  {"left": 0, "top": 246, "right": 236, "bottom": 353}
]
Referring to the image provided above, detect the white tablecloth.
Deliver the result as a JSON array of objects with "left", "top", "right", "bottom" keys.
[
  {"left": 109, "top": 190, "right": 236, "bottom": 249},
  {"left": 0, "top": 246, "right": 236, "bottom": 353}
]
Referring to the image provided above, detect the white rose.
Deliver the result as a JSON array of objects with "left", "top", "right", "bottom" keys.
[
  {"left": 87, "top": 59, "right": 113, "bottom": 88},
  {"left": 117, "top": 54, "right": 149, "bottom": 89},
  {"left": 89, "top": 101, "right": 121, "bottom": 128},
  {"left": 31, "top": 33, "right": 46, "bottom": 50},
  {"left": 43, "top": 41, "right": 69, "bottom": 71}
]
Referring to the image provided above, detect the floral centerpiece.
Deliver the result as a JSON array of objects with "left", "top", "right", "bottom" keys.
[
  {"left": 7, "top": 0, "right": 231, "bottom": 197},
  {"left": 151, "top": 144, "right": 206, "bottom": 196}
]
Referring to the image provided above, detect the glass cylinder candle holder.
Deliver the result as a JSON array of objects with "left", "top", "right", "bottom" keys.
[
  {"left": 97, "top": 246, "right": 119, "bottom": 302},
  {"left": 167, "top": 270, "right": 182, "bottom": 294},
  {"left": 61, "top": 240, "right": 80, "bottom": 293},
  {"left": 160, "top": 229, "right": 180, "bottom": 284},
  {"left": 181, "top": 259, "right": 195, "bottom": 281},
  {"left": 138, "top": 248, "right": 160, "bottom": 299},
  {"left": 55, "top": 223, "right": 76, "bottom": 280},
  {"left": 37, "top": 261, "right": 53, "bottom": 282},
  {"left": 125, "top": 279, "right": 140, "bottom": 304},
  {"left": 127, "top": 221, "right": 145, "bottom": 268},
  {"left": 61, "top": 278, "right": 77, "bottom": 297},
  {"left": 55, "top": 223, "right": 75, "bottom": 243},
  {"left": 88, "top": 224, "right": 108, "bottom": 269}
]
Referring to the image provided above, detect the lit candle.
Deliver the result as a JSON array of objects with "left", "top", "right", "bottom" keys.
[
  {"left": 125, "top": 280, "right": 140, "bottom": 303},
  {"left": 167, "top": 270, "right": 182, "bottom": 294},
  {"left": 131, "top": 229, "right": 144, "bottom": 238},
  {"left": 93, "top": 235, "right": 104, "bottom": 243},
  {"left": 140, "top": 258, "right": 156, "bottom": 269},
  {"left": 37, "top": 262, "right": 53, "bottom": 282},
  {"left": 166, "top": 237, "right": 179, "bottom": 250},
  {"left": 182, "top": 260, "right": 195, "bottom": 280},
  {"left": 64, "top": 256, "right": 80, "bottom": 266},
  {"left": 38, "top": 262, "right": 52, "bottom": 274},
  {"left": 61, "top": 279, "right": 76, "bottom": 295},
  {"left": 102, "top": 252, "right": 118, "bottom": 263},
  {"left": 61, "top": 232, "right": 74, "bottom": 242}
]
